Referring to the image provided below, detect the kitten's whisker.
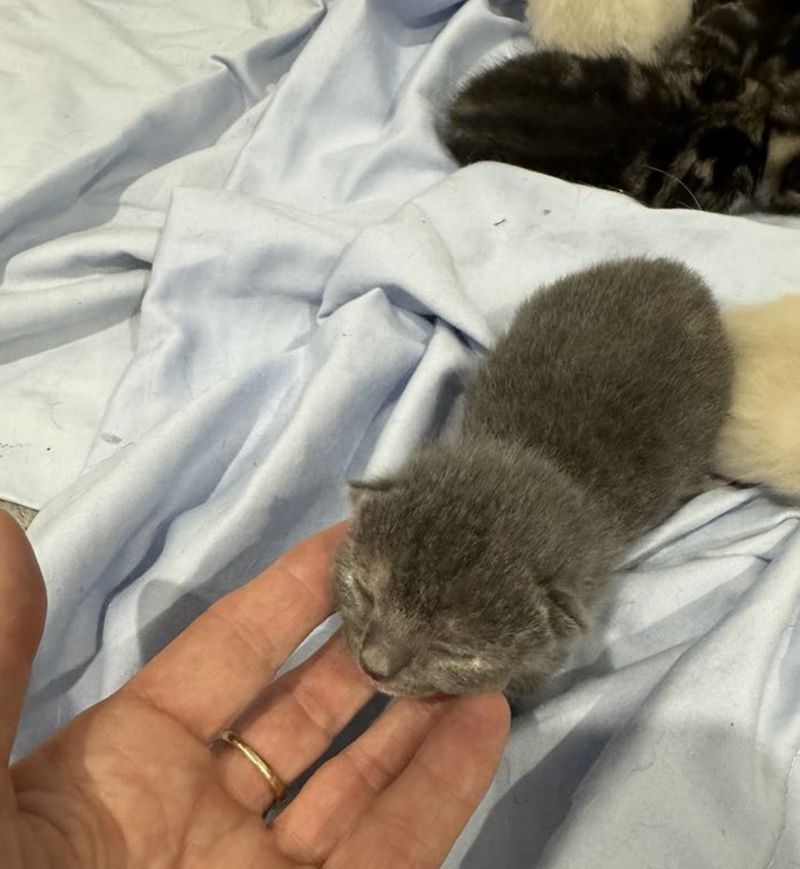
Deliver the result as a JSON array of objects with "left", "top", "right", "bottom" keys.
[{"left": 644, "top": 164, "right": 704, "bottom": 211}]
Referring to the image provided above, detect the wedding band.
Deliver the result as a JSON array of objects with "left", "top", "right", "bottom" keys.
[{"left": 210, "top": 729, "right": 287, "bottom": 802}]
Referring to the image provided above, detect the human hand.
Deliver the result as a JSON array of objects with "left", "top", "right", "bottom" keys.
[{"left": 1, "top": 513, "right": 509, "bottom": 869}]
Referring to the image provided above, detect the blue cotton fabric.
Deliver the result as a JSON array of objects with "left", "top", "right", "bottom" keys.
[{"left": 2, "top": 1, "right": 799, "bottom": 865}]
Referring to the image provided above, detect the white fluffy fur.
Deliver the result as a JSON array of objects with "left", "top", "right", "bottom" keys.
[
  {"left": 715, "top": 295, "right": 800, "bottom": 500},
  {"left": 526, "top": 0, "right": 693, "bottom": 62}
]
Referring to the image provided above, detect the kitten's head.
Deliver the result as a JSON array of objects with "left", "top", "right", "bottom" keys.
[{"left": 333, "top": 440, "right": 611, "bottom": 697}]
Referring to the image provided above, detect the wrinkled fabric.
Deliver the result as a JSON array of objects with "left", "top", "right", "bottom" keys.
[{"left": 2, "top": 0, "right": 799, "bottom": 866}]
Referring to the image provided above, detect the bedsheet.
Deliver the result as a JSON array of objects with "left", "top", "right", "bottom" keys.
[{"left": 2, "top": 1, "right": 799, "bottom": 866}]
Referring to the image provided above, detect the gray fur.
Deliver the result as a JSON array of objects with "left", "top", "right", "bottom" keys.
[{"left": 334, "top": 258, "right": 733, "bottom": 703}]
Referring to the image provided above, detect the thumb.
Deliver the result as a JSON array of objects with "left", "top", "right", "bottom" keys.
[{"left": 0, "top": 511, "right": 46, "bottom": 764}]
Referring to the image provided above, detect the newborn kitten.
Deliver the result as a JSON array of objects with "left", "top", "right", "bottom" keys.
[
  {"left": 715, "top": 294, "right": 800, "bottom": 500},
  {"left": 443, "top": 50, "right": 767, "bottom": 213},
  {"left": 443, "top": 1, "right": 800, "bottom": 214},
  {"left": 526, "top": 0, "right": 693, "bottom": 63},
  {"left": 334, "top": 259, "right": 733, "bottom": 703},
  {"left": 677, "top": 0, "right": 800, "bottom": 211},
  {"left": 749, "top": 1, "right": 800, "bottom": 212}
]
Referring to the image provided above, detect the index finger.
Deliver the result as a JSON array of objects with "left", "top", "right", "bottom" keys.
[{"left": 124, "top": 521, "right": 348, "bottom": 740}]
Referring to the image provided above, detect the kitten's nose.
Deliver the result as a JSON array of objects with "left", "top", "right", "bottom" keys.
[{"left": 359, "top": 627, "right": 411, "bottom": 682}]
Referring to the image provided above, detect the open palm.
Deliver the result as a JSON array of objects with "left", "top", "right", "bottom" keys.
[{"left": 0, "top": 513, "right": 509, "bottom": 869}]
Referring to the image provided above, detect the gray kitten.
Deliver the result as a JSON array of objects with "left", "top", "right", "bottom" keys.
[{"left": 334, "top": 258, "right": 732, "bottom": 704}]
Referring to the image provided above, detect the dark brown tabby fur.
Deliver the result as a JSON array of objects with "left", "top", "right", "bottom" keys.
[
  {"left": 334, "top": 259, "right": 732, "bottom": 705},
  {"left": 443, "top": 0, "right": 800, "bottom": 213}
]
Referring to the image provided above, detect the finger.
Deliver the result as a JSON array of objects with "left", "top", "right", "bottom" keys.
[
  {"left": 0, "top": 511, "right": 47, "bottom": 763},
  {"left": 327, "top": 693, "right": 509, "bottom": 869},
  {"left": 124, "top": 522, "right": 348, "bottom": 739},
  {"left": 212, "top": 630, "right": 375, "bottom": 814},
  {"left": 272, "top": 695, "right": 452, "bottom": 864}
]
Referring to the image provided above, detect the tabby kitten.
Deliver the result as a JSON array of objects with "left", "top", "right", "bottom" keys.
[
  {"left": 444, "top": 1, "right": 800, "bottom": 214},
  {"left": 334, "top": 259, "right": 732, "bottom": 703}
]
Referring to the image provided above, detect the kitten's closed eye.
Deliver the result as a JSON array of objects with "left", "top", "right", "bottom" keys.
[
  {"left": 338, "top": 569, "right": 374, "bottom": 611},
  {"left": 428, "top": 643, "right": 495, "bottom": 672},
  {"left": 448, "top": 654, "right": 494, "bottom": 672},
  {"left": 350, "top": 572, "right": 373, "bottom": 601},
  {"left": 342, "top": 569, "right": 367, "bottom": 591}
]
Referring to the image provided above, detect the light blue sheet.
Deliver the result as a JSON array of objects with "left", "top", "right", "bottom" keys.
[{"left": 2, "top": 1, "right": 799, "bottom": 865}]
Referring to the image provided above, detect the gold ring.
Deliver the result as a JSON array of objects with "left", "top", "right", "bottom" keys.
[{"left": 210, "top": 729, "right": 287, "bottom": 803}]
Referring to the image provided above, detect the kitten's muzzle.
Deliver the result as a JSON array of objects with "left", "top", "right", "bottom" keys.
[{"left": 359, "top": 624, "right": 412, "bottom": 682}]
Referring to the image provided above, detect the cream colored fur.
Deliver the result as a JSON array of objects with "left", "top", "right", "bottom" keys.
[
  {"left": 526, "top": 0, "right": 693, "bottom": 62},
  {"left": 715, "top": 295, "right": 800, "bottom": 500}
]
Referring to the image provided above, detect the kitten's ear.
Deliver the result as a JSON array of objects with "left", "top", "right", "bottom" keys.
[{"left": 348, "top": 478, "right": 397, "bottom": 510}]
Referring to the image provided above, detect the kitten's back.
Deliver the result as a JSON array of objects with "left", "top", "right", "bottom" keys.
[
  {"left": 443, "top": 52, "right": 683, "bottom": 192},
  {"left": 715, "top": 294, "right": 800, "bottom": 498},
  {"left": 463, "top": 258, "right": 733, "bottom": 535},
  {"left": 443, "top": 28, "right": 772, "bottom": 214}
]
